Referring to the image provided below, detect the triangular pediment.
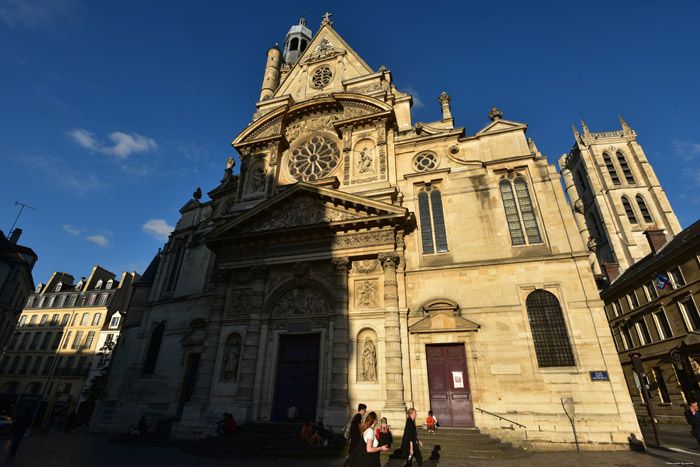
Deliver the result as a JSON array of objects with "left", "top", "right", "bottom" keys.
[
  {"left": 273, "top": 24, "right": 375, "bottom": 100},
  {"left": 476, "top": 119, "right": 528, "bottom": 136},
  {"left": 207, "top": 182, "right": 409, "bottom": 241},
  {"left": 409, "top": 310, "right": 480, "bottom": 334}
]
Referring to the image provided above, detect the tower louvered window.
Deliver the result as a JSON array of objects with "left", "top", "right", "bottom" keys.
[
  {"left": 526, "top": 290, "right": 575, "bottom": 367},
  {"left": 617, "top": 152, "right": 635, "bottom": 184},
  {"left": 603, "top": 153, "right": 621, "bottom": 185},
  {"left": 500, "top": 176, "right": 542, "bottom": 246},
  {"left": 636, "top": 195, "right": 653, "bottom": 223},
  {"left": 417, "top": 186, "right": 448, "bottom": 254},
  {"left": 621, "top": 196, "right": 638, "bottom": 224}
]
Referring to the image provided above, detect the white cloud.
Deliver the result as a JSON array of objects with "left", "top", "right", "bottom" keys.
[
  {"left": 86, "top": 234, "right": 109, "bottom": 248},
  {"left": 68, "top": 129, "right": 157, "bottom": 160},
  {"left": 20, "top": 154, "right": 103, "bottom": 194},
  {"left": 63, "top": 224, "right": 80, "bottom": 235},
  {"left": 673, "top": 140, "right": 700, "bottom": 161},
  {"left": 143, "top": 219, "right": 174, "bottom": 242},
  {"left": 0, "top": 0, "right": 79, "bottom": 29},
  {"left": 402, "top": 85, "right": 425, "bottom": 109}
]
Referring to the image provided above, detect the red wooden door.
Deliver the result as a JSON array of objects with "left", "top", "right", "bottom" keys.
[{"left": 426, "top": 344, "right": 474, "bottom": 427}]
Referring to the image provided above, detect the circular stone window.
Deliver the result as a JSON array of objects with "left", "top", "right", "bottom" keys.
[
  {"left": 288, "top": 134, "right": 341, "bottom": 182},
  {"left": 311, "top": 67, "right": 333, "bottom": 88},
  {"left": 412, "top": 152, "right": 439, "bottom": 172}
]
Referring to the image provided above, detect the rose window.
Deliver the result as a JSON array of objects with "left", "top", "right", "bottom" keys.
[
  {"left": 288, "top": 135, "right": 340, "bottom": 182},
  {"left": 413, "top": 152, "right": 439, "bottom": 172},
  {"left": 311, "top": 67, "right": 333, "bottom": 88}
]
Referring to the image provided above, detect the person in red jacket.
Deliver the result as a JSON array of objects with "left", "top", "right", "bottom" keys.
[
  {"left": 426, "top": 411, "right": 436, "bottom": 435},
  {"left": 376, "top": 417, "right": 393, "bottom": 447}
]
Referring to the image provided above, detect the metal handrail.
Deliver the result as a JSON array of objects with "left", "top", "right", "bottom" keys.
[{"left": 475, "top": 407, "right": 526, "bottom": 429}]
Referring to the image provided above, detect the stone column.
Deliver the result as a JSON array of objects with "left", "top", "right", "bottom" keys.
[
  {"left": 330, "top": 257, "right": 350, "bottom": 406},
  {"left": 237, "top": 265, "right": 267, "bottom": 403},
  {"left": 192, "top": 270, "right": 229, "bottom": 402},
  {"left": 379, "top": 252, "right": 405, "bottom": 410}
]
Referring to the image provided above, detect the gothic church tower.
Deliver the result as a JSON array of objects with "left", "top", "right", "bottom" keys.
[{"left": 558, "top": 118, "right": 682, "bottom": 279}]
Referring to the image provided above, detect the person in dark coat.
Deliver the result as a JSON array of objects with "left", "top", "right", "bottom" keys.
[
  {"left": 685, "top": 401, "right": 700, "bottom": 445},
  {"left": 401, "top": 408, "right": 424, "bottom": 467},
  {"left": 346, "top": 411, "right": 389, "bottom": 467},
  {"left": 9, "top": 410, "right": 32, "bottom": 459},
  {"left": 348, "top": 403, "right": 367, "bottom": 454}
]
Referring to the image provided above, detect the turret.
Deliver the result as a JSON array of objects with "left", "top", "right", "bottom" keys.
[
  {"left": 260, "top": 44, "right": 282, "bottom": 101},
  {"left": 283, "top": 17, "right": 312, "bottom": 64}
]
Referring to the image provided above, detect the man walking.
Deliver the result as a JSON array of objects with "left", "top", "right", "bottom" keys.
[{"left": 348, "top": 404, "right": 367, "bottom": 456}]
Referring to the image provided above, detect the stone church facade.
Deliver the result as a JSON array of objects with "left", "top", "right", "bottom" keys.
[{"left": 95, "top": 16, "right": 641, "bottom": 450}]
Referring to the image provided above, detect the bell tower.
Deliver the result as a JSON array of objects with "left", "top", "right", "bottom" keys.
[
  {"left": 558, "top": 117, "right": 682, "bottom": 279},
  {"left": 283, "top": 17, "right": 312, "bottom": 64}
]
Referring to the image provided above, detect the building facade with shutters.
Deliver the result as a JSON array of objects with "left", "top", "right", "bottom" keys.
[
  {"left": 0, "top": 266, "right": 136, "bottom": 427},
  {"left": 94, "top": 16, "right": 640, "bottom": 450},
  {"left": 600, "top": 222, "right": 700, "bottom": 423}
]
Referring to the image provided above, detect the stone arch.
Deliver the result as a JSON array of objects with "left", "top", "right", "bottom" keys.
[
  {"left": 264, "top": 278, "right": 334, "bottom": 317},
  {"left": 357, "top": 327, "right": 378, "bottom": 383},
  {"left": 1, "top": 381, "right": 19, "bottom": 394},
  {"left": 220, "top": 332, "right": 243, "bottom": 382},
  {"left": 25, "top": 382, "right": 41, "bottom": 394}
]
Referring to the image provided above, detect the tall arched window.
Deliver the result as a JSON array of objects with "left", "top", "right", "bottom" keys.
[
  {"left": 526, "top": 290, "right": 575, "bottom": 367},
  {"left": 500, "top": 176, "right": 542, "bottom": 245},
  {"left": 617, "top": 152, "right": 635, "bottom": 184},
  {"left": 142, "top": 323, "right": 165, "bottom": 374},
  {"left": 636, "top": 195, "right": 653, "bottom": 223},
  {"left": 621, "top": 196, "right": 638, "bottom": 224},
  {"left": 417, "top": 186, "right": 448, "bottom": 254},
  {"left": 602, "top": 153, "right": 621, "bottom": 185}
]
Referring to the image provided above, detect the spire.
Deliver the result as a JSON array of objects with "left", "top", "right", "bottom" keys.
[
  {"left": 619, "top": 115, "right": 632, "bottom": 135},
  {"left": 581, "top": 118, "right": 591, "bottom": 138},
  {"left": 572, "top": 124, "right": 580, "bottom": 140}
]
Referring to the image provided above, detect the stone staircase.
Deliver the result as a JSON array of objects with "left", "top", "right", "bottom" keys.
[
  {"left": 182, "top": 422, "right": 529, "bottom": 461},
  {"left": 183, "top": 422, "right": 347, "bottom": 459},
  {"left": 384, "top": 427, "right": 531, "bottom": 461}
]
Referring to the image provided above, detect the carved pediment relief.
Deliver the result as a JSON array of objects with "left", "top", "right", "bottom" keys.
[
  {"left": 301, "top": 37, "right": 346, "bottom": 64},
  {"left": 285, "top": 114, "right": 340, "bottom": 143},
  {"left": 251, "top": 196, "right": 364, "bottom": 232}
]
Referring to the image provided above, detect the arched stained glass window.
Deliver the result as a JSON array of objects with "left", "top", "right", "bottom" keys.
[
  {"left": 603, "top": 153, "right": 621, "bottom": 185},
  {"left": 142, "top": 323, "right": 165, "bottom": 374},
  {"left": 636, "top": 195, "right": 653, "bottom": 223},
  {"left": 621, "top": 196, "right": 638, "bottom": 224},
  {"left": 526, "top": 290, "right": 575, "bottom": 367},
  {"left": 617, "top": 152, "right": 635, "bottom": 184},
  {"left": 418, "top": 186, "right": 448, "bottom": 254},
  {"left": 500, "top": 176, "right": 542, "bottom": 246}
]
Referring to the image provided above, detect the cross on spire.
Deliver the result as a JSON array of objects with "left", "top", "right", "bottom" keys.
[{"left": 321, "top": 12, "right": 333, "bottom": 27}]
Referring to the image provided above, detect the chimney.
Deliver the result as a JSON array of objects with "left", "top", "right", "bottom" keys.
[
  {"left": 9, "top": 229, "right": 22, "bottom": 245},
  {"left": 603, "top": 262, "right": 620, "bottom": 283},
  {"left": 644, "top": 228, "right": 667, "bottom": 254}
]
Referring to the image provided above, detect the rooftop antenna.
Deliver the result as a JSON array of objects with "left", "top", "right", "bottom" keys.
[{"left": 8, "top": 201, "right": 36, "bottom": 239}]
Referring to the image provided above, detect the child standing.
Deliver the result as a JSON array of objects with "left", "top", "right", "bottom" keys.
[{"left": 426, "top": 411, "right": 436, "bottom": 435}]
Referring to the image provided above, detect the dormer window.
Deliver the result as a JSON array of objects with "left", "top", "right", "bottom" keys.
[
  {"left": 35, "top": 284, "right": 43, "bottom": 293},
  {"left": 95, "top": 279, "right": 103, "bottom": 290},
  {"left": 110, "top": 314, "right": 121, "bottom": 328},
  {"left": 106, "top": 279, "right": 113, "bottom": 290},
  {"left": 55, "top": 283, "right": 62, "bottom": 292},
  {"left": 75, "top": 280, "right": 84, "bottom": 291}
]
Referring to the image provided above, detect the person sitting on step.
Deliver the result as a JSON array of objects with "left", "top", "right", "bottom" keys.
[
  {"left": 426, "top": 411, "right": 436, "bottom": 435},
  {"left": 301, "top": 420, "right": 323, "bottom": 447}
]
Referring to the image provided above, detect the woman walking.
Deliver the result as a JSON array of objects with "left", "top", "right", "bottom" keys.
[
  {"left": 347, "top": 411, "right": 389, "bottom": 466},
  {"left": 401, "top": 408, "right": 423, "bottom": 466}
]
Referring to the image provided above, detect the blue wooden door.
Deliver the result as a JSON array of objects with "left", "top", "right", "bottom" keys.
[{"left": 273, "top": 334, "right": 320, "bottom": 421}]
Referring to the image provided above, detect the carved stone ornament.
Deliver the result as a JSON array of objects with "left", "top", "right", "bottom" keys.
[
  {"left": 302, "top": 37, "right": 345, "bottom": 64},
  {"left": 360, "top": 337, "right": 377, "bottom": 382},
  {"left": 247, "top": 117, "right": 282, "bottom": 141},
  {"left": 378, "top": 252, "right": 400, "bottom": 270},
  {"left": 271, "top": 286, "right": 329, "bottom": 316},
  {"left": 356, "top": 145, "right": 375, "bottom": 174},
  {"left": 253, "top": 196, "right": 363, "bottom": 231},
  {"left": 344, "top": 104, "right": 374, "bottom": 120},
  {"left": 349, "top": 83, "right": 382, "bottom": 95},
  {"left": 332, "top": 231, "right": 394, "bottom": 249},
  {"left": 227, "top": 289, "right": 251, "bottom": 317},
  {"left": 355, "top": 279, "right": 379, "bottom": 307},
  {"left": 353, "top": 259, "right": 379, "bottom": 274},
  {"left": 285, "top": 114, "right": 340, "bottom": 143},
  {"left": 574, "top": 199, "right": 585, "bottom": 214},
  {"left": 331, "top": 256, "right": 350, "bottom": 273}
]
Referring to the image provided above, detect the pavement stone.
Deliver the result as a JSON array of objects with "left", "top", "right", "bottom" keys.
[{"left": 0, "top": 431, "right": 699, "bottom": 467}]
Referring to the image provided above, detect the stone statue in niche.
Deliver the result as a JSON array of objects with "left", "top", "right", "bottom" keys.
[
  {"left": 252, "top": 167, "right": 266, "bottom": 192},
  {"left": 221, "top": 334, "right": 242, "bottom": 382},
  {"left": 356, "top": 280, "right": 378, "bottom": 307},
  {"left": 361, "top": 337, "right": 377, "bottom": 382},
  {"left": 357, "top": 146, "right": 374, "bottom": 173}
]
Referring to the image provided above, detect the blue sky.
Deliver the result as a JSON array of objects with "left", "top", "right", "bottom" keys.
[{"left": 1, "top": 1, "right": 699, "bottom": 285}]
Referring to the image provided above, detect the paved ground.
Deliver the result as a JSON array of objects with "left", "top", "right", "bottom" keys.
[{"left": 0, "top": 430, "right": 699, "bottom": 466}]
